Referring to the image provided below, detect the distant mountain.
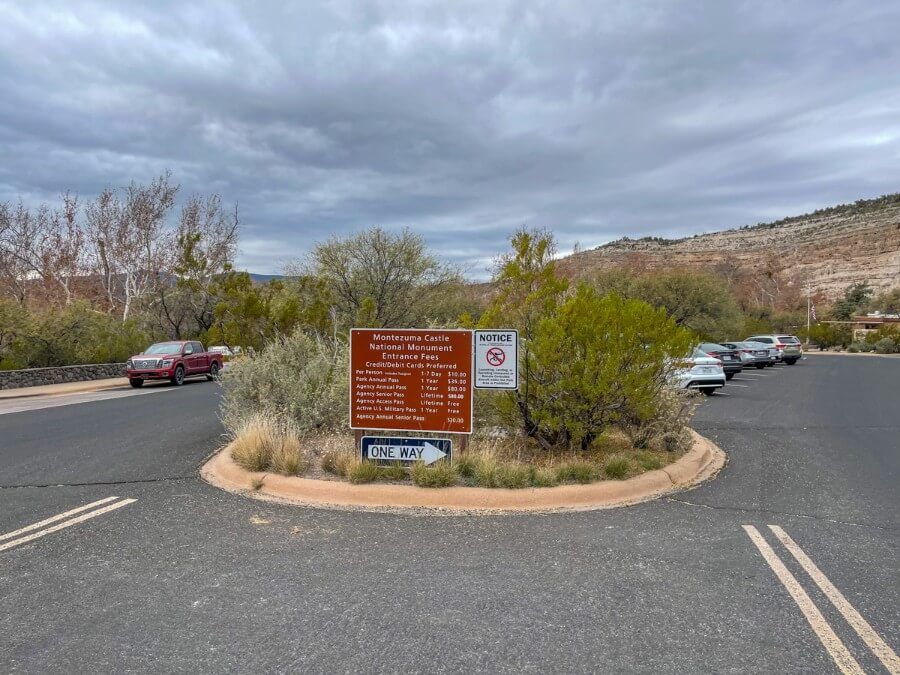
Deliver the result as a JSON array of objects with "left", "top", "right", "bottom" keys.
[
  {"left": 555, "top": 194, "right": 900, "bottom": 299},
  {"left": 247, "top": 273, "right": 285, "bottom": 283}
]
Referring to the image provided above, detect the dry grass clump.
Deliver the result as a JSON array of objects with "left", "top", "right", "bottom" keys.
[
  {"left": 634, "top": 450, "right": 665, "bottom": 471},
  {"left": 555, "top": 461, "right": 601, "bottom": 484},
  {"left": 347, "top": 459, "right": 380, "bottom": 484},
  {"left": 410, "top": 460, "right": 458, "bottom": 487},
  {"left": 230, "top": 414, "right": 309, "bottom": 476}
]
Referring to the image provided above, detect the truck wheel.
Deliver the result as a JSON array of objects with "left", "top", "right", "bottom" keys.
[
  {"left": 756, "top": 364, "right": 766, "bottom": 369},
  {"left": 702, "top": 388, "right": 717, "bottom": 396},
  {"left": 785, "top": 358, "right": 797, "bottom": 365},
  {"left": 206, "top": 362, "right": 219, "bottom": 381},
  {"left": 725, "top": 372, "right": 734, "bottom": 381},
  {"left": 129, "top": 378, "right": 144, "bottom": 388},
  {"left": 171, "top": 365, "right": 185, "bottom": 386}
]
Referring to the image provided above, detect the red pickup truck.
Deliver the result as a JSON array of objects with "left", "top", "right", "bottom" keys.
[{"left": 125, "top": 340, "right": 223, "bottom": 388}]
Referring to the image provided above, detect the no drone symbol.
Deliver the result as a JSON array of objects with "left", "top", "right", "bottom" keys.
[{"left": 485, "top": 347, "right": 506, "bottom": 367}]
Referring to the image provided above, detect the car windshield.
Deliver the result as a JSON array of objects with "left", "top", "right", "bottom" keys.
[
  {"left": 144, "top": 342, "right": 184, "bottom": 354},
  {"left": 778, "top": 336, "right": 800, "bottom": 343},
  {"left": 692, "top": 348, "right": 711, "bottom": 358},
  {"left": 700, "top": 343, "right": 726, "bottom": 351}
]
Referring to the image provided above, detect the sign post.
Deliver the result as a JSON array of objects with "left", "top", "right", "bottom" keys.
[
  {"left": 474, "top": 330, "right": 519, "bottom": 390},
  {"left": 360, "top": 436, "right": 452, "bottom": 465}
]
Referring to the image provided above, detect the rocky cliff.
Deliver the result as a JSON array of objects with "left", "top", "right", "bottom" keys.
[{"left": 557, "top": 194, "right": 900, "bottom": 299}]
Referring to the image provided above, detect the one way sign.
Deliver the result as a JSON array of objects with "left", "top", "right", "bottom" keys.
[{"left": 360, "top": 437, "right": 452, "bottom": 465}]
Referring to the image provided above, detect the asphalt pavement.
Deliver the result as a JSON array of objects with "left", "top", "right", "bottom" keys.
[{"left": 0, "top": 356, "right": 897, "bottom": 673}]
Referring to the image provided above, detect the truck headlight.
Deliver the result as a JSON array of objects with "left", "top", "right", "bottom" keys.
[
  {"left": 126, "top": 360, "right": 133, "bottom": 369},
  {"left": 160, "top": 359, "right": 173, "bottom": 368}
]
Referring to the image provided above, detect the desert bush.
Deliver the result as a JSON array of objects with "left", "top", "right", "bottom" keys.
[
  {"left": 847, "top": 343, "right": 860, "bottom": 353},
  {"left": 603, "top": 456, "right": 632, "bottom": 480},
  {"left": 219, "top": 330, "right": 348, "bottom": 435},
  {"left": 857, "top": 341, "right": 874, "bottom": 353},
  {"left": 508, "top": 285, "right": 693, "bottom": 450},
  {"left": 661, "top": 429, "right": 691, "bottom": 453},
  {"left": 874, "top": 337, "right": 898, "bottom": 354},
  {"left": 410, "top": 460, "right": 458, "bottom": 487},
  {"left": 623, "top": 387, "right": 698, "bottom": 449}
]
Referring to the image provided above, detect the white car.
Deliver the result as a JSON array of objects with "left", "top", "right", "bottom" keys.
[{"left": 671, "top": 348, "right": 726, "bottom": 396}]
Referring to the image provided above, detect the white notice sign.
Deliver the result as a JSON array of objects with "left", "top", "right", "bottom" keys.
[{"left": 474, "top": 329, "right": 518, "bottom": 390}]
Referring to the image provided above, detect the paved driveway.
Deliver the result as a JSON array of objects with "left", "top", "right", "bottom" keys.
[{"left": 0, "top": 356, "right": 897, "bottom": 672}]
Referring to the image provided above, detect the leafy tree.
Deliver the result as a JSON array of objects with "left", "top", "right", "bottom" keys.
[
  {"left": 303, "top": 227, "right": 465, "bottom": 329},
  {"left": 478, "top": 229, "right": 568, "bottom": 441},
  {"left": 870, "top": 287, "right": 900, "bottom": 315},
  {"left": 831, "top": 282, "right": 874, "bottom": 320},
  {"left": 593, "top": 270, "right": 743, "bottom": 341},
  {"left": 807, "top": 323, "right": 852, "bottom": 350}
]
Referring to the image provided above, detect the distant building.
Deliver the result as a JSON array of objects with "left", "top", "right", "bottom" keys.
[{"left": 850, "top": 313, "right": 900, "bottom": 340}]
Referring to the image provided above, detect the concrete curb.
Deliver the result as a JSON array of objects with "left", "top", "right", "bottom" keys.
[
  {"left": 0, "top": 377, "right": 131, "bottom": 400},
  {"left": 201, "top": 429, "right": 725, "bottom": 515}
]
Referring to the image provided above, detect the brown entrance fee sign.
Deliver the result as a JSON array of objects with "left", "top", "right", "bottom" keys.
[{"left": 350, "top": 328, "right": 473, "bottom": 433}]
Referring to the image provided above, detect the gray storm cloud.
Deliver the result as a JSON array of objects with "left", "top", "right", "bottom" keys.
[{"left": 1, "top": 0, "right": 898, "bottom": 276}]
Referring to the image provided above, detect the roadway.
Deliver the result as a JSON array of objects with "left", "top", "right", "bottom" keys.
[{"left": 0, "top": 356, "right": 897, "bottom": 672}]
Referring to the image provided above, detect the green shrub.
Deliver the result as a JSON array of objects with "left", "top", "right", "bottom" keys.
[
  {"left": 858, "top": 341, "right": 874, "bottom": 353},
  {"left": 488, "top": 282, "right": 694, "bottom": 451},
  {"left": 347, "top": 460, "right": 380, "bottom": 484},
  {"left": 493, "top": 463, "right": 532, "bottom": 489},
  {"left": 847, "top": 343, "right": 860, "bottom": 353},
  {"left": 556, "top": 461, "right": 601, "bottom": 484},
  {"left": 874, "top": 337, "right": 897, "bottom": 354},
  {"left": 410, "top": 461, "right": 458, "bottom": 487},
  {"left": 220, "top": 330, "right": 348, "bottom": 435},
  {"left": 378, "top": 463, "right": 407, "bottom": 481},
  {"left": 604, "top": 456, "right": 631, "bottom": 480}
]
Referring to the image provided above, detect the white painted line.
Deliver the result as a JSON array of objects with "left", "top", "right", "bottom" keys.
[
  {"left": 769, "top": 525, "right": 900, "bottom": 674},
  {"left": 0, "top": 498, "right": 136, "bottom": 552},
  {"left": 0, "top": 387, "right": 170, "bottom": 416},
  {"left": 727, "top": 383, "right": 750, "bottom": 387},
  {"left": 742, "top": 525, "right": 864, "bottom": 675},
  {"left": 0, "top": 496, "right": 121, "bottom": 542}
]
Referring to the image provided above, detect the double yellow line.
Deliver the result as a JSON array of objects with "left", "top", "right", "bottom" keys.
[
  {"left": 744, "top": 524, "right": 899, "bottom": 674},
  {"left": 0, "top": 496, "right": 136, "bottom": 552}
]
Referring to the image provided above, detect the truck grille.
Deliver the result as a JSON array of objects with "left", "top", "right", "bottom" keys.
[{"left": 134, "top": 359, "right": 160, "bottom": 369}]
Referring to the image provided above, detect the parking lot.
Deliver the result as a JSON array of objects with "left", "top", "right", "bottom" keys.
[{"left": 0, "top": 353, "right": 897, "bottom": 672}]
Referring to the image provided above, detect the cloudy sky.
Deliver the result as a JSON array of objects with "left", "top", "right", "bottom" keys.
[{"left": 1, "top": 1, "right": 899, "bottom": 277}]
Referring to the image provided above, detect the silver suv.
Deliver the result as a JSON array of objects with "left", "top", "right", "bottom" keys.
[{"left": 745, "top": 334, "right": 803, "bottom": 365}]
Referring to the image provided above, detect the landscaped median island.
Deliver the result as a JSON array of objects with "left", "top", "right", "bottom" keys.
[
  {"left": 201, "top": 229, "right": 726, "bottom": 513},
  {"left": 201, "top": 428, "right": 724, "bottom": 513}
]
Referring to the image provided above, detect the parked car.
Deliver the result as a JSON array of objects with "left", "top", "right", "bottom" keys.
[
  {"left": 698, "top": 343, "right": 743, "bottom": 380},
  {"left": 125, "top": 340, "right": 223, "bottom": 388},
  {"left": 721, "top": 341, "right": 771, "bottom": 369},
  {"left": 208, "top": 345, "right": 242, "bottom": 365},
  {"left": 745, "top": 334, "right": 803, "bottom": 364},
  {"left": 671, "top": 348, "right": 726, "bottom": 395}
]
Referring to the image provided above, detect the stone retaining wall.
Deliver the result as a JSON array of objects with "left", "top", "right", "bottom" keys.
[{"left": 0, "top": 363, "right": 126, "bottom": 390}]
